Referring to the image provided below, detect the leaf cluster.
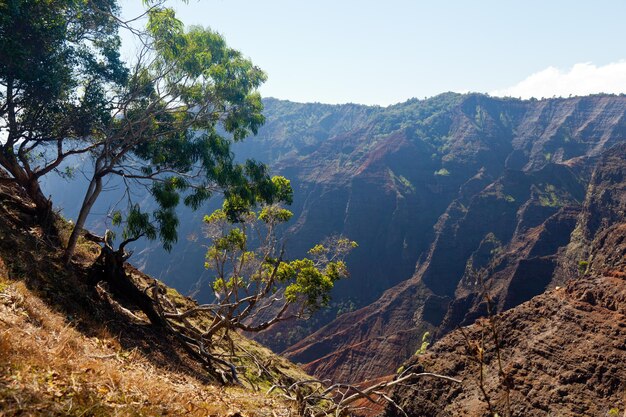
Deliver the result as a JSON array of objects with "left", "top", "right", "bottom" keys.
[
  {"left": 0, "top": 0, "right": 127, "bottom": 145},
  {"left": 201, "top": 188, "right": 356, "bottom": 334},
  {"left": 100, "top": 5, "right": 284, "bottom": 251},
  {"left": 1, "top": 0, "right": 290, "bottom": 261}
]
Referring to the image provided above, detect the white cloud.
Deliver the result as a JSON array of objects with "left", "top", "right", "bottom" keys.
[{"left": 490, "top": 61, "right": 626, "bottom": 99}]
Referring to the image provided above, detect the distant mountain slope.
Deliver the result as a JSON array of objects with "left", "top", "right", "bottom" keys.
[
  {"left": 262, "top": 93, "right": 626, "bottom": 310},
  {"left": 383, "top": 143, "right": 626, "bottom": 417},
  {"left": 275, "top": 94, "right": 626, "bottom": 382}
]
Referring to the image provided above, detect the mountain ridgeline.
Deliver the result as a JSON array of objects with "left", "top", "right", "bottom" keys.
[{"left": 45, "top": 93, "right": 626, "bottom": 386}]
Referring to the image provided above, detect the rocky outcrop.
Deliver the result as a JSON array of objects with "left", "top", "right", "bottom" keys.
[
  {"left": 384, "top": 275, "right": 626, "bottom": 417},
  {"left": 382, "top": 144, "right": 626, "bottom": 416}
]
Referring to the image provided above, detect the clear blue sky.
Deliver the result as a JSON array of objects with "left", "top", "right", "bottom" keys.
[{"left": 121, "top": 0, "right": 626, "bottom": 105}]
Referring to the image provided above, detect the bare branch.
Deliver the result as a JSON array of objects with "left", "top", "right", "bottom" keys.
[{"left": 267, "top": 372, "right": 461, "bottom": 417}]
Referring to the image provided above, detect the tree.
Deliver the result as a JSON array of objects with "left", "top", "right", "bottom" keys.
[
  {"left": 0, "top": 0, "right": 281, "bottom": 261},
  {"left": 0, "top": 0, "right": 126, "bottom": 227},
  {"left": 152, "top": 186, "right": 357, "bottom": 380},
  {"left": 62, "top": 4, "right": 278, "bottom": 262}
]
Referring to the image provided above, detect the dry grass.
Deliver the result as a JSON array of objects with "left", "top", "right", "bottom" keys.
[
  {"left": 55, "top": 217, "right": 101, "bottom": 265},
  {"left": 0, "top": 185, "right": 302, "bottom": 416},
  {"left": 0, "top": 278, "right": 294, "bottom": 417}
]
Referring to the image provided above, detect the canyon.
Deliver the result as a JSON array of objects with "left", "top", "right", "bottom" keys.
[{"left": 44, "top": 93, "right": 626, "bottom": 390}]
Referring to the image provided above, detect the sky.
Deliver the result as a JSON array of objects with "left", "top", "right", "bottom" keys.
[{"left": 121, "top": 0, "right": 626, "bottom": 106}]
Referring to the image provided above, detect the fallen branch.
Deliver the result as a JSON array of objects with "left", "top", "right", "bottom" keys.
[{"left": 267, "top": 371, "right": 462, "bottom": 417}]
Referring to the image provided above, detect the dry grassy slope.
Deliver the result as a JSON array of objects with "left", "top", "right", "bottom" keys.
[{"left": 0, "top": 183, "right": 308, "bottom": 416}]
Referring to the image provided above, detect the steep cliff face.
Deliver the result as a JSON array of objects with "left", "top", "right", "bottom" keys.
[
  {"left": 383, "top": 144, "right": 626, "bottom": 416},
  {"left": 280, "top": 96, "right": 626, "bottom": 383},
  {"left": 277, "top": 94, "right": 625, "bottom": 308}
]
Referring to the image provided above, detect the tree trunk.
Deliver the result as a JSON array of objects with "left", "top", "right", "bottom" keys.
[
  {"left": 0, "top": 79, "right": 55, "bottom": 227},
  {"left": 92, "top": 246, "right": 164, "bottom": 327},
  {"left": 27, "top": 177, "right": 55, "bottom": 231},
  {"left": 64, "top": 173, "right": 103, "bottom": 264},
  {"left": 0, "top": 151, "right": 56, "bottom": 235}
]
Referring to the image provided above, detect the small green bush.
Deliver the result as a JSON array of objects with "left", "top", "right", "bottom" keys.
[{"left": 415, "top": 332, "right": 431, "bottom": 355}]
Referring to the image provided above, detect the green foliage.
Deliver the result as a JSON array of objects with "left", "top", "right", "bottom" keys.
[
  {"left": 397, "top": 175, "right": 415, "bottom": 191},
  {"left": 283, "top": 258, "right": 334, "bottom": 309},
  {"left": 269, "top": 176, "right": 294, "bottom": 205},
  {"left": 59, "top": 166, "right": 76, "bottom": 180},
  {"left": 125, "top": 206, "right": 158, "bottom": 241},
  {"left": 607, "top": 408, "right": 620, "bottom": 417},
  {"left": 415, "top": 331, "right": 431, "bottom": 355},
  {"left": 109, "top": 9, "right": 275, "bottom": 247},
  {"left": 388, "top": 169, "right": 416, "bottom": 193},
  {"left": 203, "top": 199, "right": 357, "bottom": 329},
  {"left": 0, "top": 0, "right": 126, "bottom": 145},
  {"left": 578, "top": 260, "right": 589, "bottom": 275},
  {"left": 1, "top": 0, "right": 290, "bottom": 260},
  {"left": 373, "top": 92, "right": 463, "bottom": 137},
  {"left": 335, "top": 299, "right": 356, "bottom": 317},
  {"left": 537, "top": 183, "right": 562, "bottom": 207},
  {"left": 259, "top": 206, "right": 293, "bottom": 224}
]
